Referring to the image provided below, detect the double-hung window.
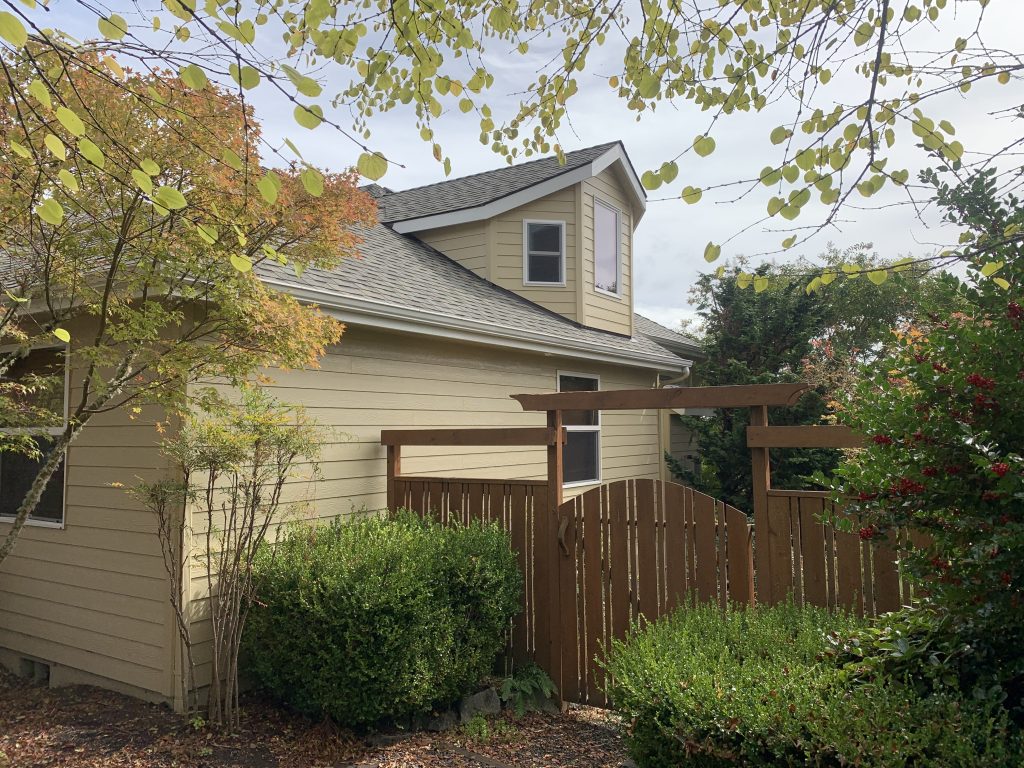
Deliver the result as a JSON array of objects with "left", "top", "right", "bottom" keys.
[
  {"left": 0, "top": 346, "right": 68, "bottom": 526},
  {"left": 523, "top": 220, "right": 565, "bottom": 285},
  {"left": 558, "top": 372, "right": 600, "bottom": 486},
  {"left": 593, "top": 199, "right": 621, "bottom": 296}
]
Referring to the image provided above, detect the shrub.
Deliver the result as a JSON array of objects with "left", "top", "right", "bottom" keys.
[
  {"left": 241, "top": 512, "right": 521, "bottom": 728},
  {"left": 603, "top": 601, "right": 1019, "bottom": 767}
]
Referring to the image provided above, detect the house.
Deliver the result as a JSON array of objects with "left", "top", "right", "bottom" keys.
[{"left": 0, "top": 141, "right": 700, "bottom": 709}]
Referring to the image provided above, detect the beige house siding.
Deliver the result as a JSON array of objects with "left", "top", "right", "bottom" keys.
[
  {"left": 579, "top": 168, "right": 636, "bottom": 336},
  {"left": 417, "top": 221, "right": 489, "bottom": 279},
  {"left": 183, "top": 324, "right": 663, "bottom": 689},
  {"left": 489, "top": 187, "right": 579, "bottom": 321},
  {"left": 669, "top": 414, "right": 701, "bottom": 476},
  {"left": 0, "top": 355, "right": 178, "bottom": 703}
]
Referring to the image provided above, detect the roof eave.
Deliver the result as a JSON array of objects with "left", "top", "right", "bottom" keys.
[
  {"left": 262, "top": 277, "right": 687, "bottom": 373},
  {"left": 389, "top": 143, "right": 647, "bottom": 235}
]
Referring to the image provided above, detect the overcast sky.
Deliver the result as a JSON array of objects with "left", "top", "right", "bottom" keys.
[{"left": 55, "top": 1, "right": 1024, "bottom": 329}]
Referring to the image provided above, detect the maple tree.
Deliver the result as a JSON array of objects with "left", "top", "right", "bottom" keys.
[{"left": 0, "top": 51, "right": 374, "bottom": 563}]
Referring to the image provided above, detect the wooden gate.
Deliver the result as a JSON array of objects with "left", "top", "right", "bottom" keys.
[{"left": 554, "top": 478, "right": 753, "bottom": 705}]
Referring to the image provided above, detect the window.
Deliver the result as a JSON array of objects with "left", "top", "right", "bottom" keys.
[
  {"left": 0, "top": 346, "right": 68, "bottom": 526},
  {"left": 524, "top": 220, "right": 565, "bottom": 285},
  {"left": 594, "top": 200, "right": 620, "bottom": 295},
  {"left": 558, "top": 373, "right": 600, "bottom": 486}
]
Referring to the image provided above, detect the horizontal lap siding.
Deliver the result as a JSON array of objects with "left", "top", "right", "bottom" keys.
[
  {"left": 417, "top": 221, "right": 489, "bottom": 278},
  {"left": 0, "top": 366, "right": 176, "bottom": 701},
  {"left": 184, "top": 327, "right": 661, "bottom": 687},
  {"left": 491, "top": 187, "right": 578, "bottom": 321},
  {"left": 580, "top": 168, "right": 634, "bottom": 336}
]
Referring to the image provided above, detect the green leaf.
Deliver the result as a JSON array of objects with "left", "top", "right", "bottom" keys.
[
  {"left": 222, "top": 148, "right": 244, "bottom": 171},
  {"left": 637, "top": 72, "right": 661, "bottom": 98},
  {"left": 660, "top": 161, "right": 678, "bottom": 184},
  {"left": 28, "top": 79, "right": 51, "bottom": 108},
  {"left": 993, "top": 277, "right": 1010, "bottom": 290},
  {"left": 294, "top": 103, "right": 324, "bottom": 129},
  {"left": 703, "top": 242, "right": 721, "bottom": 263},
  {"left": 300, "top": 167, "right": 324, "bottom": 197},
  {"left": 487, "top": 5, "right": 512, "bottom": 33},
  {"left": 867, "top": 269, "right": 889, "bottom": 285},
  {"left": 640, "top": 170, "right": 661, "bottom": 190},
  {"left": 681, "top": 185, "right": 702, "bottom": 204},
  {"left": 0, "top": 11, "right": 28, "bottom": 48},
  {"left": 780, "top": 205, "right": 800, "bottom": 221},
  {"left": 77, "top": 138, "right": 105, "bottom": 168},
  {"left": 282, "top": 64, "right": 321, "bottom": 97},
  {"left": 256, "top": 173, "right": 279, "bottom": 204},
  {"left": 36, "top": 198, "right": 64, "bottom": 225},
  {"left": 195, "top": 222, "right": 218, "bottom": 244},
  {"left": 44, "top": 133, "right": 65, "bottom": 160},
  {"left": 140, "top": 159, "right": 160, "bottom": 176},
  {"left": 753, "top": 276, "right": 769, "bottom": 293},
  {"left": 736, "top": 272, "right": 752, "bottom": 289},
  {"left": 57, "top": 169, "right": 78, "bottom": 191},
  {"left": 769, "top": 126, "right": 791, "bottom": 145},
  {"left": 179, "top": 64, "right": 208, "bottom": 90},
  {"left": 9, "top": 139, "right": 31, "bottom": 158},
  {"left": 693, "top": 135, "right": 716, "bottom": 158},
  {"left": 5, "top": 290, "right": 28, "bottom": 303},
  {"left": 55, "top": 106, "right": 86, "bottom": 137},
  {"left": 131, "top": 169, "right": 154, "bottom": 194},
  {"left": 357, "top": 152, "right": 388, "bottom": 181},
  {"left": 229, "top": 64, "right": 260, "bottom": 90},
  {"left": 52, "top": 328, "right": 71, "bottom": 343},
  {"left": 218, "top": 19, "right": 255, "bottom": 44},
  {"left": 980, "top": 261, "right": 1004, "bottom": 277},
  {"left": 98, "top": 13, "right": 128, "bottom": 40},
  {"left": 154, "top": 185, "right": 187, "bottom": 210},
  {"left": 782, "top": 235, "right": 797, "bottom": 249},
  {"left": 759, "top": 166, "right": 782, "bottom": 186},
  {"left": 854, "top": 22, "right": 873, "bottom": 46},
  {"left": 767, "top": 197, "right": 784, "bottom": 217},
  {"left": 230, "top": 254, "right": 253, "bottom": 273}
]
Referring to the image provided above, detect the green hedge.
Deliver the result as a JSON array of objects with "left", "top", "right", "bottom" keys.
[
  {"left": 241, "top": 512, "right": 521, "bottom": 728},
  {"left": 603, "top": 602, "right": 1019, "bottom": 767}
]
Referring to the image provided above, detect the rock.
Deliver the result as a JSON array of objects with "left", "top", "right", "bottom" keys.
[
  {"left": 423, "top": 709, "right": 458, "bottom": 732},
  {"left": 533, "top": 695, "right": 560, "bottom": 715},
  {"left": 459, "top": 687, "right": 501, "bottom": 723},
  {"left": 364, "top": 732, "right": 409, "bottom": 748}
]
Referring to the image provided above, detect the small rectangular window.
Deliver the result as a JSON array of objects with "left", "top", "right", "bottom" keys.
[
  {"left": 558, "top": 373, "right": 600, "bottom": 486},
  {"left": 1, "top": 346, "right": 68, "bottom": 526},
  {"left": 594, "top": 200, "right": 620, "bottom": 295},
  {"left": 524, "top": 221, "right": 565, "bottom": 285}
]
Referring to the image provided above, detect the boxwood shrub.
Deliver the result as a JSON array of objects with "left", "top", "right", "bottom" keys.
[
  {"left": 603, "top": 601, "right": 1019, "bottom": 767},
  {"left": 241, "top": 512, "right": 521, "bottom": 728}
]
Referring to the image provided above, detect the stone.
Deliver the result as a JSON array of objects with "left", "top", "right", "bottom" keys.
[
  {"left": 459, "top": 687, "right": 501, "bottom": 723},
  {"left": 423, "top": 709, "right": 458, "bottom": 732},
  {"left": 364, "top": 732, "right": 409, "bottom": 748}
]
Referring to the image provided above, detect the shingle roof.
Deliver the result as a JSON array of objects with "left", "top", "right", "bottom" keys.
[
  {"left": 257, "top": 222, "right": 688, "bottom": 370},
  {"left": 376, "top": 143, "right": 621, "bottom": 223},
  {"left": 634, "top": 313, "right": 701, "bottom": 353}
]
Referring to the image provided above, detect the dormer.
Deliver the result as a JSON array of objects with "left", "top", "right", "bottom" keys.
[{"left": 376, "top": 143, "right": 646, "bottom": 337}]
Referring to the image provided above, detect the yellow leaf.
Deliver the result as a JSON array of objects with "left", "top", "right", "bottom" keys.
[
  {"left": 693, "top": 135, "right": 716, "bottom": 157},
  {"left": 300, "top": 167, "right": 324, "bottom": 197},
  {"left": 294, "top": 104, "right": 323, "bottom": 129},
  {"left": 703, "top": 242, "right": 721, "bottom": 263},
  {"left": 52, "top": 328, "right": 71, "bottom": 343},
  {"left": 980, "top": 261, "right": 1004, "bottom": 277},
  {"left": 55, "top": 106, "right": 86, "bottom": 137},
  {"left": 132, "top": 169, "right": 153, "bottom": 194},
  {"left": 57, "top": 169, "right": 78, "bottom": 191},
  {"left": 36, "top": 198, "right": 64, "bottom": 225},
  {"left": 781, "top": 235, "right": 796, "bottom": 249},
  {"left": 0, "top": 11, "right": 28, "bottom": 48},
  {"left": 867, "top": 269, "right": 889, "bottom": 285},
  {"left": 44, "top": 133, "right": 66, "bottom": 160},
  {"left": 77, "top": 138, "right": 105, "bottom": 168},
  {"left": 98, "top": 13, "right": 128, "bottom": 40},
  {"left": 754, "top": 276, "right": 769, "bottom": 293},
  {"left": 993, "top": 277, "right": 1010, "bottom": 290},
  {"left": 357, "top": 152, "right": 388, "bottom": 181},
  {"left": 681, "top": 186, "right": 702, "bottom": 204}
]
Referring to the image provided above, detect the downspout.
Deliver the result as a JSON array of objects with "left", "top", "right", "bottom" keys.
[{"left": 656, "top": 366, "right": 692, "bottom": 482}]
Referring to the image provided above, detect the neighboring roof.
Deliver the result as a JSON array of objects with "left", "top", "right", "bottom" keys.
[
  {"left": 378, "top": 142, "right": 646, "bottom": 234},
  {"left": 634, "top": 314, "right": 702, "bottom": 357},
  {"left": 257, "top": 222, "right": 689, "bottom": 372}
]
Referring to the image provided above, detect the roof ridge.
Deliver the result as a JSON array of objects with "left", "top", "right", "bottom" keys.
[{"left": 380, "top": 141, "right": 620, "bottom": 200}]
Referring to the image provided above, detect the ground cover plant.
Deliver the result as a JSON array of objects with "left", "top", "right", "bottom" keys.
[
  {"left": 242, "top": 512, "right": 521, "bottom": 729},
  {"left": 603, "top": 601, "right": 1019, "bottom": 767}
]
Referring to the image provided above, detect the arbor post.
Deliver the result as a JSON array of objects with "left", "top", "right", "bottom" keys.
[
  {"left": 749, "top": 405, "right": 772, "bottom": 605},
  {"left": 540, "top": 409, "right": 564, "bottom": 703}
]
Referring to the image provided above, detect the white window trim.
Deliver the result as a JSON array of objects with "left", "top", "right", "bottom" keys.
[
  {"left": 557, "top": 370, "right": 602, "bottom": 489},
  {"left": 523, "top": 219, "right": 567, "bottom": 287},
  {"left": 593, "top": 198, "right": 623, "bottom": 299},
  {"left": 0, "top": 343, "right": 70, "bottom": 529}
]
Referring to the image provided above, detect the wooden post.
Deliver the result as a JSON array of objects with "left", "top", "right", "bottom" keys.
[
  {"left": 538, "top": 409, "right": 564, "bottom": 704},
  {"left": 749, "top": 405, "right": 772, "bottom": 605},
  {"left": 386, "top": 444, "right": 401, "bottom": 511}
]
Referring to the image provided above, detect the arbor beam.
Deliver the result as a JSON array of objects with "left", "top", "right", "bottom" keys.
[
  {"left": 511, "top": 383, "right": 810, "bottom": 412},
  {"left": 747, "top": 425, "right": 865, "bottom": 449}
]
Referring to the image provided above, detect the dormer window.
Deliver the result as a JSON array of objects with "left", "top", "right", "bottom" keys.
[
  {"left": 594, "top": 199, "right": 621, "bottom": 296},
  {"left": 523, "top": 220, "right": 565, "bottom": 286}
]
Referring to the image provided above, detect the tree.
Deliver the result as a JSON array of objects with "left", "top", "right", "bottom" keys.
[
  {"left": 1, "top": 0, "right": 1020, "bottom": 281},
  {"left": 0, "top": 53, "right": 375, "bottom": 563},
  {"left": 672, "top": 245, "right": 949, "bottom": 511},
  {"left": 833, "top": 169, "right": 1023, "bottom": 709}
]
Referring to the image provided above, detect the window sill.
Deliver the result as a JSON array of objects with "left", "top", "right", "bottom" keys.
[
  {"left": 524, "top": 281, "right": 567, "bottom": 288},
  {"left": 0, "top": 516, "right": 65, "bottom": 530},
  {"left": 594, "top": 287, "right": 623, "bottom": 300},
  {"left": 563, "top": 479, "right": 602, "bottom": 490}
]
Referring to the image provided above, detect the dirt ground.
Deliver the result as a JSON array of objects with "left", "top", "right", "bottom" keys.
[{"left": 0, "top": 670, "right": 632, "bottom": 768}]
